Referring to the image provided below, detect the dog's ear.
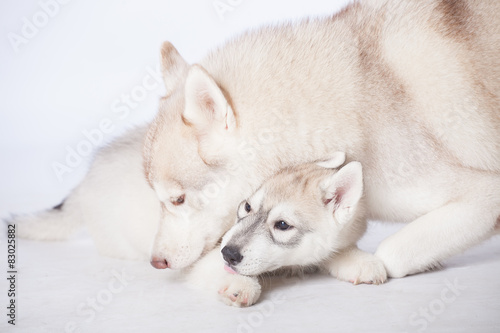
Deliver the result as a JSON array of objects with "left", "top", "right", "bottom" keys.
[
  {"left": 160, "top": 41, "right": 189, "bottom": 94},
  {"left": 320, "top": 162, "right": 363, "bottom": 225},
  {"left": 183, "top": 64, "right": 237, "bottom": 164},
  {"left": 316, "top": 152, "right": 346, "bottom": 169},
  {"left": 183, "top": 64, "right": 236, "bottom": 133}
]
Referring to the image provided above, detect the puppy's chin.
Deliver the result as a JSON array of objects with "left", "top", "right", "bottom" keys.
[
  {"left": 230, "top": 266, "right": 261, "bottom": 277},
  {"left": 236, "top": 264, "right": 279, "bottom": 277}
]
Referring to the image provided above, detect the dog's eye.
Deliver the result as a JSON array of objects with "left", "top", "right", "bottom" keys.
[
  {"left": 171, "top": 195, "right": 185, "bottom": 206},
  {"left": 274, "top": 220, "right": 292, "bottom": 231},
  {"left": 244, "top": 202, "right": 251, "bottom": 213}
]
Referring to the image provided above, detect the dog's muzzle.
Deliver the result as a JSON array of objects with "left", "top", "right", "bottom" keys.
[{"left": 150, "top": 256, "right": 169, "bottom": 269}]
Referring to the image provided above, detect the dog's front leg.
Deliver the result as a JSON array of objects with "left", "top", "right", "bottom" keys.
[
  {"left": 323, "top": 246, "right": 387, "bottom": 285},
  {"left": 185, "top": 248, "right": 261, "bottom": 307},
  {"left": 375, "top": 190, "right": 500, "bottom": 278}
]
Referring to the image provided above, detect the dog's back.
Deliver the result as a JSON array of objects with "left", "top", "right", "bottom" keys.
[{"left": 204, "top": 0, "right": 499, "bottom": 171}]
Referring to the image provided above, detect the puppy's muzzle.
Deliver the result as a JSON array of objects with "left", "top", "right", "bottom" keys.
[{"left": 221, "top": 245, "right": 243, "bottom": 266}]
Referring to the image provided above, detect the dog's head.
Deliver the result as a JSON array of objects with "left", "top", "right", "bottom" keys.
[
  {"left": 220, "top": 155, "right": 365, "bottom": 276},
  {"left": 144, "top": 42, "right": 245, "bottom": 269}
]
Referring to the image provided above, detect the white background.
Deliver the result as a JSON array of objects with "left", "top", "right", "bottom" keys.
[{"left": 0, "top": 1, "right": 499, "bottom": 333}]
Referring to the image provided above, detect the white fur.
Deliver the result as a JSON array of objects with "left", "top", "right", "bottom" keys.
[
  {"left": 14, "top": 126, "right": 160, "bottom": 260},
  {"left": 316, "top": 152, "right": 346, "bottom": 169}
]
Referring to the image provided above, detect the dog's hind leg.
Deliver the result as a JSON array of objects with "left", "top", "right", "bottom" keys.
[{"left": 375, "top": 173, "right": 500, "bottom": 278}]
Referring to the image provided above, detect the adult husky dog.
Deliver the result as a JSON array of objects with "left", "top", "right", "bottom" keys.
[
  {"left": 221, "top": 154, "right": 388, "bottom": 285},
  {"left": 15, "top": 0, "right": 499, "bottom": 307}
]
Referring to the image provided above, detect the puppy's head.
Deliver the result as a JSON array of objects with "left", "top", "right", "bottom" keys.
[
  {"left": 221, "top": 156, "right": 365, "bottom": 276},
  {"left": 144, "top": 42, "right": 244, "bottom": 269}
]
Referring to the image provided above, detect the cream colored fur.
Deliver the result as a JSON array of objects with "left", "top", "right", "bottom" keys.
[{"left": 145, "top": 0, "right": 499, "bottom": 306}]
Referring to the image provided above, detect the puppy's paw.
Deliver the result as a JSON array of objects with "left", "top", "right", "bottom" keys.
[
  {"left": 341, "top": 257, "right": 387, "bottom": 285},
  {"left": 327, "top": 247, "right": 388, "bottom": 285},
  {"left": 218, "top": 275, "right": 261, "bottom": 307}
]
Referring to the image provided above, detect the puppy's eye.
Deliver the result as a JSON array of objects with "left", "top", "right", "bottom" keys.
[
  {"left": 171, "top": 194, "right": 185, "bottom": 206},
  {"left": 274, "top": 220, "right": 292, "bottom": 231},
  {"left": 244, "top": 202, "right": 251, "bottom": 213}
]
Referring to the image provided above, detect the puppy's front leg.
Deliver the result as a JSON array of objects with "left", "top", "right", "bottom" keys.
[
  {"left": 185, "top": 248, "right": 261, "bottom": 307},
  {"left": 324, "top": 246, "right": 387, "bottom": 285}
]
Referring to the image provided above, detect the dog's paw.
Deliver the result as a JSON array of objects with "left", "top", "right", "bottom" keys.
[
  {"left": 327, "top": 248, "right": 388, "bottom": 285},
  {"left": 218, "top": 275, "right": 261, "bottom": 307}
]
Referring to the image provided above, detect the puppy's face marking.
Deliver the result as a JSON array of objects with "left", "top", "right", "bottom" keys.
[{"left": 222, "top": 156, "right": 364, "bottom": 276}]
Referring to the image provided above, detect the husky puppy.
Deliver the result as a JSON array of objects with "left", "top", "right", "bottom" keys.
[
  {"left": 221, "top": 153, "right": 388, "bottom": 285},
  {"left": 14, "top": 0, "right": 500, "bottom": 307}
]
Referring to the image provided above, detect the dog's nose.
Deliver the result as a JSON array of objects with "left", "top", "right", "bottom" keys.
[
  {"left": 221, "top": 246, "right": 243, "bottom": 266},
  {"left": 150, "top": 256, "right": 169, "bottom": 269}
]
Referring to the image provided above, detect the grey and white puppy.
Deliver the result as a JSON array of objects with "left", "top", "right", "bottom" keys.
[{"left": 221, "top": 153, "right": 387, "bottom": 285}]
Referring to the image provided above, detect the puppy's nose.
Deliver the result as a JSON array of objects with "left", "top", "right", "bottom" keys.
[
  {"left": 221, "top": 246, "right": 243, "bottom": 266},
  {"left": 150, "top": 256, "right": 169, "bottom": 269}
]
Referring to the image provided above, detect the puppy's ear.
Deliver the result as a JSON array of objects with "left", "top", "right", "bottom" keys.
[
  {"left": 316, "top": 152, "right": 346, "bottom": 169},
  {"left": 183, "top": 64, "right": 236, "bottom": 132},
  {"left": 320, "top": 162, "right": 363, "bottom": 225},
  {"left": 160, "top": 41, "right": 189, "bottom": 94}
]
